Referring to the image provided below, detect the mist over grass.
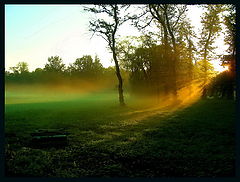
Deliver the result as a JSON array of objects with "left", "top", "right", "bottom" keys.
[
  {"left": 5, "top": 76, "right": 204, "bottom": 107},
  {"left": 4, "top": 74, "right": 235, "bottom": 178},
  {"left": 5, "top": 77, "right": 119, "bottom": 104},
  {"left": 5, "top": 83, "right": 235, "bottom": 177}
]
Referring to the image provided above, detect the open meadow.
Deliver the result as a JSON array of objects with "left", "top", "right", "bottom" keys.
[{"left": 5, "top": 83, "right": 235, "bottom": 177}]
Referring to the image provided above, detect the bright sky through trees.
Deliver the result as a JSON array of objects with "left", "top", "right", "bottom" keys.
[{"left": 5, "top": 4, "right": 228, "bottom": 72}]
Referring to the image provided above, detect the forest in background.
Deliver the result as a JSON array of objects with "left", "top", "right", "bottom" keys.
[{"left": 5, "top": 4, "right": 236, "bottom": 104}]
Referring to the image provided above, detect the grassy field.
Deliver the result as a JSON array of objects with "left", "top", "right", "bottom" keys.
[{"left": 5, "top": 85, "right": 235, "bottom": 177}]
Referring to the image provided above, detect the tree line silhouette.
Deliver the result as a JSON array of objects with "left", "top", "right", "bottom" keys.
[
  {"left": 5, "top": 55, "right": 118, "bottom": 85},
  {"left": 5, "top": 4, "right": 236, "bottom": 104}
]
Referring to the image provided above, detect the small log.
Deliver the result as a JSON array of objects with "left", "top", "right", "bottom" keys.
[
  {"left": 30, "top": 128, "right": 69, "bottom": 136},
  {"left": 29, "top": 129, "right": 69, "bottom": 148}
]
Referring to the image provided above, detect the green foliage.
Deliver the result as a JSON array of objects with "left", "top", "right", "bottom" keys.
[
  {"left": 68, "top": 55, "right": 104, "bottom": 78},
  {"left": 196, "top": 4, "right": 225, "bottom": 84},
  {"left": 205, "top": 70, "right": 235, "bottom": 99},
  {"left": 223, "top": 4, "right": 236, "bottom": 55},
  {"left": 6, "top": 55, "right": 111, "bottom": 84},
  {"left": 196, "top": 59, "right": 215, "bottom": 73},
  {"left": 34, "top": 68, "right": 43, "bottom": 73},
  {"left": 44, "top": 56, "right": 66, "bottom": 73},
  {"left": 198, "top": 4, "right": 224, "bottom": 62},
  {"left": 6, "top": 62, "right": 31, "bottom": 83},
  {"left": 117, "top": 36, "right": 155, "bottom": 94},
  {"left": 132, "top": 5, "right": 198, "bottom": 96},
  {"left": 117, "top": 31, "right": 197, "bottom": 95},
  {"left": 9, "top": 62, "right": 29, "bottom": 74}
]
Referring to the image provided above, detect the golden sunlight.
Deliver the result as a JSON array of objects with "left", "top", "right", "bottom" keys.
[
  {"left": 212, "top": 61, "right": 229, "bottom": 73},
  {"left": 216, "top": 65, "right": 229, "bottom": 73}
]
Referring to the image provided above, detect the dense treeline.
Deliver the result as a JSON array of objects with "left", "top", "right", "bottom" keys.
[
  {"left": 5, "top": 55, "right": 120, "bottom": 88},
  {"left": 5, "top": 4, "right": 236, "bottom": 102},
  {"left": 116, "top": 34, "right": 200, "bottom": 96}
]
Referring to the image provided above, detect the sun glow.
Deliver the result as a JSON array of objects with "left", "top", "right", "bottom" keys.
[
  {"left": 215, "top": 65, "right": 229, "bottom": 73},
  {"left": 211, "top": 60, "right": 229, "bottom": 73}
]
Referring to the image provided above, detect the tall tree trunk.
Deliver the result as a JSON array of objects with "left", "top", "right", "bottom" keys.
[
  {"left": 112, "top": 49, "right": 125, "bottom": 106},
  {"left": 188, "top": 42, "right": 193, "bottom": 95},
  {"left": 162, "top": 4, "right": 178, "bottom": 98},
  {"left": 202, "top": 52, "right": 208, "bottom": 98},
  {"left": 165, "top": 14, "right": 178, "bottom": 98},
  {"left": 201, "top": 29, "right": 212, "bottom": 98},
  {"left": 163, "top": 28, "right": 171, "bottom": 96},
  {"left": 112, "top": 5, "right": 125, "bottom": 106}
]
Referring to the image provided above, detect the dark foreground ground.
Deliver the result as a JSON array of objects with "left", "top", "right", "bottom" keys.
[{"left": 5, "top": 96, "right": 235, "bottom": 177}]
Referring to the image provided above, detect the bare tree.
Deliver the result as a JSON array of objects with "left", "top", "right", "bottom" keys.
[{"left": 84, "top": 4, "right": 130, "bottom": 106}]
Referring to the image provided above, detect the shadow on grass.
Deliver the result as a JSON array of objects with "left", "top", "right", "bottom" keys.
[{"left": 5, "top": 98, "right": 235, "bottom": 177}]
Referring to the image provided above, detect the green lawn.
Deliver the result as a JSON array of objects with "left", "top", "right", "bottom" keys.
[{"left": 5, "top": 88, "right": 235, "bottom": 177}]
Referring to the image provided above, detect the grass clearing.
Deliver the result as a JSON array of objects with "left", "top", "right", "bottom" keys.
[{"left": 5, "top": 86, "right": 235, "bottom": 177}]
